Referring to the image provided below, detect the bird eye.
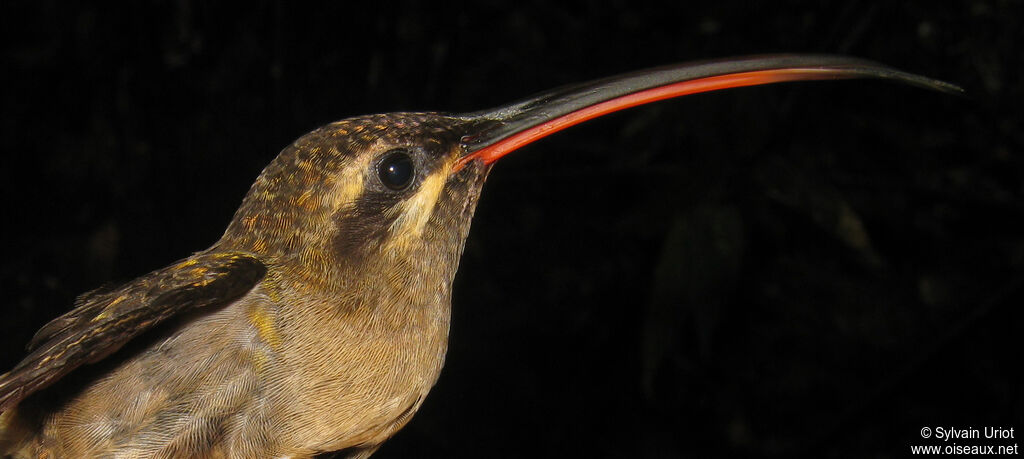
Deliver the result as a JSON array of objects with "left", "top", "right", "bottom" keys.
[{"left": 377, "top": 149, "right": 415, "bottom": 191}]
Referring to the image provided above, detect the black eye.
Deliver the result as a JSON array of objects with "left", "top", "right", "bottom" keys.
[{"left": 377, "top": 149, "right": 415, "bottom": 191}]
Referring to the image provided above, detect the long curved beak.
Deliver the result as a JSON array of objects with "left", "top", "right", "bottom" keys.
[{"left": 453, "top": 54, "right": 960, "bottom": 171}]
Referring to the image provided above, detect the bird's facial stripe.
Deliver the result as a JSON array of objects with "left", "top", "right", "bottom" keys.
[
  {"left": 331, "top": 141, "right": 456, "bottom": 258},
  {"left": 382, "top": 160, "right": 451, "bottom": 252},
  {"left": 328, "top": 149, "right": 370, "bottom": 209}
]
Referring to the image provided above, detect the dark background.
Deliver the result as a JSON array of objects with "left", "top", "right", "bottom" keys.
[{"left": 1, "top": 1, "right": 1020, "bottom": 457}]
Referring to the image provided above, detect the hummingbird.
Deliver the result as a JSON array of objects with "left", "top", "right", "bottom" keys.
[{"left": 0, "top": 55, "right": 957, "bottom": 458}]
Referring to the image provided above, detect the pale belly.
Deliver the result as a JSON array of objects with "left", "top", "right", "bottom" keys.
[{"left": 0, "top": 290, "right": 448, "bottom": 458}]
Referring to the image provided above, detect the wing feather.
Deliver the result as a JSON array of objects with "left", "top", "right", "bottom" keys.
[{"left": 0, "top": 251, "right": 266, "bottom": 413}]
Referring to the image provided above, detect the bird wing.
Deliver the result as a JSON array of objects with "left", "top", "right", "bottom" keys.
[{"left": 0, "top": 251, "right": 266, "bottom": 413}]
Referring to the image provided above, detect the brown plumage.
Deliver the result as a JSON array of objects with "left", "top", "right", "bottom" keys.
[
  {"left": 0, "top": 56, "right": 957, "bottom": 458},
  {"left": 2, "top": 113, "right": 486, "bottom": 457}
]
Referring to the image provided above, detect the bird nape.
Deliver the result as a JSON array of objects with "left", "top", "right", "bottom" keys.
[{"left": 0, "top": 55, "right": 957, "bottom": 458}]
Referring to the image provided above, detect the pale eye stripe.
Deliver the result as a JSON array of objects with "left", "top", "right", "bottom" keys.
[
  {"left": 328, "top": 153, "right": 369, "bottom": 210},
  {"left": 384, "top": 161, "right": 451, "bottom": 252}
]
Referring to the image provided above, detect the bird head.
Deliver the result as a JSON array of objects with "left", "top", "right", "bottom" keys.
[
  {"left": 215, "top": 55, "right": 959, "bottom": 300},
  {"left": 218, "top": 113, "right": 489, "bottom": 291}
]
